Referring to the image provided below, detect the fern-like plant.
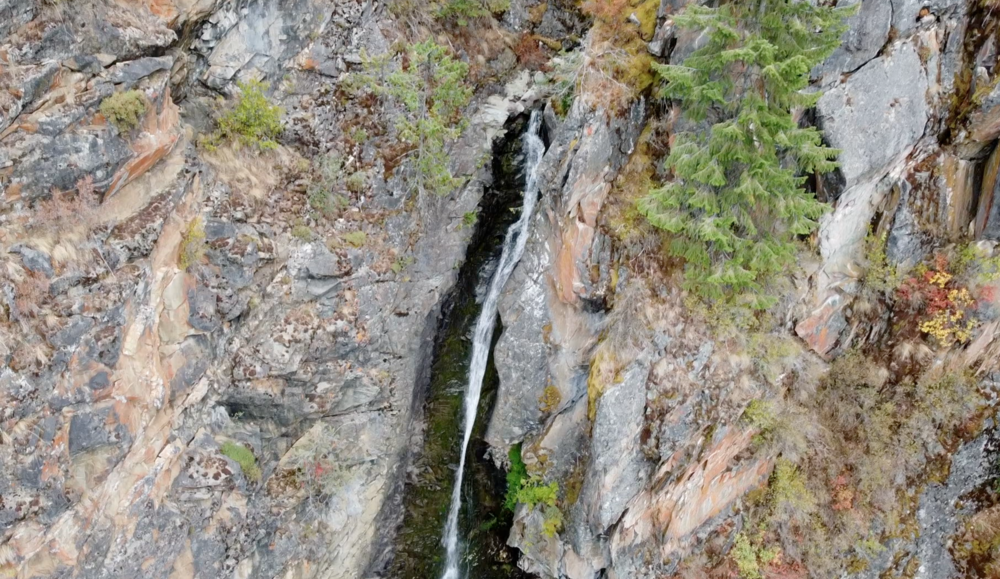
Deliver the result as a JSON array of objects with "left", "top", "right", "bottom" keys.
[{"left": 639, "top": 1, "right": 854, "bottom": 308}]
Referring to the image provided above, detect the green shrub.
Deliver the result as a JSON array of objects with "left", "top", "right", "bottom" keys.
[
  {"left": 179, "top": 216, "right": 206, "bottom": 270},
  {"left": 742, "top": 399, "right": 777, "bottom": 433},
  {"left": 100, "top": 90, "right": 147, "bottom": 133},
  {"left": 348, "top": 41, "right": 472, "bottom": 196},
  {"left": 504, "top": 444, "right": 528, "bottom": 512},
  {"left": 436, "top": 0, "right": 509, "bottom": 25},
  {"left": 638, "top": 1, "right": 854, "bottom": 308},
  {"left": 346, "top": 171, "right": 367, "bottom": 194},
  {"left": 308, "top": 154, "right": 349, "bottom": 217},
  {"left": 220, "top": 441, "right": 262, "bottom": 482},
  {"left": 341, "top": 231, "right": 367, "bottom": 248},
  {"left": 731, "top": 533, "right": 778, "bottom": 579},
  {"left": 204, "top": 80, "right": 283, "bottom": 151},
  {"left": 391, "top": 255, "right": 414, "bottom": 274},
  {"left": 541, "top": 505, "right": 564, "bottom": 538},
  {"left": 516, "top": 477, "right": 558, "bottom": 508},
  {"left": 863, "top": 229, "right": 903, "bottom": 293},
  {"left": 461, "top": 211, "right": 478, "bottom": 229},
  {"left": 291, "top": 224, "right": 313, "bottom": 240}
]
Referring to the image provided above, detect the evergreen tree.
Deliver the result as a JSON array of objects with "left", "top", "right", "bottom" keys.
[
  {"left": 349, "top": 41, "right": 473, "bottom": 197},
  {"left": 638, "top": 0, "right": 853, "bottom": 308}
]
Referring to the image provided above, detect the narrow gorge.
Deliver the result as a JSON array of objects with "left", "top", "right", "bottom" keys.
[{"left": 3, "top": 1, "right": 1000, "bottom": 579}]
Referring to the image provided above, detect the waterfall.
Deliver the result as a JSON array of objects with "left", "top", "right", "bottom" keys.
[{"left": 440, "top": 111, "right": 545, "bottom": 579}]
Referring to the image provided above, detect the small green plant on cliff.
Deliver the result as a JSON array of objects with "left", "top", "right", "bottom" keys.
[
  {"left": 504, "top": 444, "right": 528, "bottom": 512},
  {"left": 638, "top": 1, "right": 854, "bottom": 308},
  {"left": 538, "top": 385, "right": 562, "bottom": 413},
  {"left": 436, "top": 0, "right": 509, "bottom": 26},
  {"left": 100, "top": 90, "right": 147, "bottom": 133},
  {"left": 179, "top": 216, "right": 206, "bottom": 270},
  {"left": 732, "top": 532, "right": 779, "bottom": 579},
  {"left": 862, "top": 229, "right": 904, "bottom": 294},
  {"left": 203, "top": 80, "right": 283, "bottom": 152},
  {"left": 348, "top": 40, "right": 473, "bottom": 196},
  {"left": 220, "top": 441, "right": 262, "bottom": 482},
  {"left": 742, "top": 399, "right": 777, "bottom": 436}
]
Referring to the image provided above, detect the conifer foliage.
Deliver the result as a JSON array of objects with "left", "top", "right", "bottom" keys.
[
  {"left": 349, "top": 41, "right": 473, "bottom": 197},
  {"left": 639, "top": 0, "right": 852, "bottom": 307}
]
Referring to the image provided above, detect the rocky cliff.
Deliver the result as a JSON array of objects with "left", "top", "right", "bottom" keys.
[{"left": 3, "top": 0, "right": 1000, "bottom": 578}]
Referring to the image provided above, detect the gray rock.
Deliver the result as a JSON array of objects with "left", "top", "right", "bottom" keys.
[
  {"left": 49, "top": 272, "right": 84, "bottom": 296},
  {"left": 68, "top": 409, "right": 113, "bottom": 455},
  {"left": 300, "top": 246, "right": 350, "bottom": 279},
  {"left": 913, "top": 425, "right": 996, "bottom": 579},
  {"left": 51, "top": 316, "right": 95, "bottom": 348},
  {"left": 817, "top": 42, "right": 929, "bottom": 190},
  {"left": 891, "top": 0, "right": 965, "bottom": 37},
  {"left": 63, "top": 54, "right": 104, "bottom": 74},
  {"left": 204, "top": 219, "right": 236, "bottom": 241},
  {"left": 10, "top": 245, "right": 54, "bottom": 277}
]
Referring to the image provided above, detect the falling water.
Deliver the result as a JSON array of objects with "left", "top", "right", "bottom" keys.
[{"left": 440, "top": 111, "right": 544, "bottom": 579}]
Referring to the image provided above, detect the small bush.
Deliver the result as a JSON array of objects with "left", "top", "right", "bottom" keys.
[
  {"left": 731, "top": 533, "right": 778, "bottom": 579},
  {"left": 516, "top": 477, "right": 558, "bottom": 508},
  {"left": 347, "top": 41, "right": 472, "bottom": 196},
  {"left": 341, "top": 231, "right": 367, "bottom": 248},
  {"left": 291, "top": 224, "right": 313, "bottom": 241},
  {"left": 436, "top": 0, "right": 509, "bottom": 25},
  {"left": 100, "top": 90, "right": 147, "bottom": 133},
  {"left": 897, "top": 254, "right": 979, "bottom": 346},
  {"left": 504, "top": 444, "right": 528, "bottom": 512},
  {"left": 179, "top": 216, "right": 206, "bottom": 270},
  {"left": 390, "top": 255, "right": 414, "bottom": 274},
  {"left": 203, "top": 80, "right": 283, "bottom": 152},
  {"left": 863, "top": 229, "right": 904, "bottom": 294},
  {"left": 346, "top": 171, "right": 367, "bottom": 194},
  {"left": 220, "top": 441, "right": 262, "bottom": 482}
]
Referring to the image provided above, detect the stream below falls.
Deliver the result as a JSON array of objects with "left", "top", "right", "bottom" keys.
[{"left": 389, "top": 112, "right": 544, "bottom": 579}]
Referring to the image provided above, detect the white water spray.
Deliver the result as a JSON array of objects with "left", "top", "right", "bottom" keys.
[{"left": 440, "top": 111, "right": 545, "bottom": 579}]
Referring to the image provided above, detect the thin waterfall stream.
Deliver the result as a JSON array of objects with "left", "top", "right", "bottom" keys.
[{"left": 440, "top": 110, "right": 545, "bottom": 579}]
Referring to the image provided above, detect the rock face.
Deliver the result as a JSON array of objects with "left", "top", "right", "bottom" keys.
[
  {"left": 0, "top": 1, "right": 542, "bottom": 578},
  {"left": 4, "top": 0, "right": 1000, "bottom": 578},
  {"left": 483, "top": 2, "right": 1000, "bottom": 577}
]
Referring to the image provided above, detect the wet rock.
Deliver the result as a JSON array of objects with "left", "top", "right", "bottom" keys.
[{"left": 487, "top": 222, "right": 552, "bottom": 451}]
